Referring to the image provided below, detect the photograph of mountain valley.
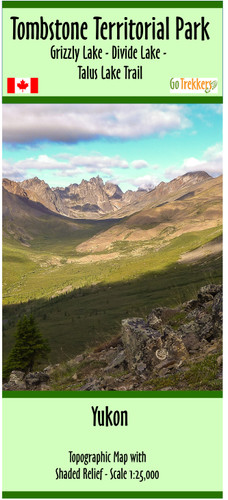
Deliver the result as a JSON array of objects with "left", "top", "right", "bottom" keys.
[{"left": 2, "top": 103, "right": 222, "bottom": 391}]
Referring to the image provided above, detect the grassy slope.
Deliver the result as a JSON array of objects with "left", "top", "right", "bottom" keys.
[
  {"left": 3, "top": 180, "right": 222, "bottom": 367},
  {"left": 3, "top": 215, "right": 115, "bottom": 303},
  {"left": 3, "top": 224, "right": 222, "bottom": 304},
  {"left": 76, "top": 175, "right": 222, "bottom": 253},
  {"left": 3, "top": 250, "right": 222, "bottom": 366}
]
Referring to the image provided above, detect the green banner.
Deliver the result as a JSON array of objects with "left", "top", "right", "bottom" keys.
[
  {"left": 2, "top": 3, "right": 222, "bottom": 100},
  {"left": 2, "top": 397, "right": 223, "bottom": 495}
]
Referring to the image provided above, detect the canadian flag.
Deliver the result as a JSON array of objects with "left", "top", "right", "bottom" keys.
[{"left": 7, "top": 78, "right": 38, "bottom": 94}]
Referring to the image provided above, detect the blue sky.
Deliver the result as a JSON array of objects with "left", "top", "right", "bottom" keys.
[{"left": 2, "top": 103, "right": 222, "bottom": 191}]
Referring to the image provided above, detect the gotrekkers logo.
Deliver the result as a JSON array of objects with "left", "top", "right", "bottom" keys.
[{"left": 170, "top": 77, "right": 218, "bottom": 94}]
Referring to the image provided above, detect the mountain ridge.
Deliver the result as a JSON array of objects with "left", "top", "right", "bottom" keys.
[
  {"left": 76, "top": 174, "right": 222, "bottom": 254},
  {"left": 3, "top": 170, "right": 212, "bottom": 220}
]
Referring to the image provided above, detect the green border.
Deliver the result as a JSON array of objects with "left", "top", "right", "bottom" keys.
[
  {"left": 1, "top": 1, "right": 224, "bottom": 8},
  {"left": 1, "top": 4, "right": 223, "bottom": 499},
  {"left": 2, "top": 97, "right": 223, "bottom": 104},
  {"left": 1, "top": 491, "right": 223, "bottom": 498},
  {"left": 2, "top": 390, "right": 223, "bottom": 398},
  {"left": 2, "top": 0, "right": 222, "bottom": 101}
]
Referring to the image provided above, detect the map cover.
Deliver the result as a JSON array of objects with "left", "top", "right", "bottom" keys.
[{"left": 2, "top": 1, "right": 223, "bottom": 499}]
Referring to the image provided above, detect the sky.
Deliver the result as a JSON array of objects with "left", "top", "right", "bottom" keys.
[{"left": 2, "top": 103, "right": 223, "bottom": 192}]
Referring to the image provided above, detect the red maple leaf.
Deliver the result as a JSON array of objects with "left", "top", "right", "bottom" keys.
[{"left": 17, "top": 79, "right": 29, "bottom": 92}]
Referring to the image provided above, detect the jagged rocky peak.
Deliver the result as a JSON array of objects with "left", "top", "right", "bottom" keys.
[
  {"left": 104, "top": 181, "right": 123, "bottom": 199},
  {"left": 67, "top": 183, "right": 79, "bottom": 189},
  {"left": 18, "top": 177, "right": 67, "bottom": 215},
  {"left": 20, "top": 177, "right": 57, "bottom": 199},
  {"left": 77, "top": 176, "right": 106, "bottom": 196},
  {"left": 156, "top": 181, "right": 166, "bottom": 188},
  {"left": 80, "top": 175, "right": 103, "bottom": 186},
  {"left": 2, "top": 178, "right": 29, "bottom": 198},
  {"left": 21, "top": 176, "right": 49, "bottom": 188}
]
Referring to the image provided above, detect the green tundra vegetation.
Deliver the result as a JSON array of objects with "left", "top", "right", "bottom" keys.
[
  {"left": 3, "top": 224, "right": 222, "bottom": 304},
  {"left": 3, "top": 230, "right": 222, "bottom": 366},
  {"left": 2, "top": 174, "right": 222, "bottom": 369}
]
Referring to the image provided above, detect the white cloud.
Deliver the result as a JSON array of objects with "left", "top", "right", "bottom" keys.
[
  {"left": 2, "top": 153, "right": 143, "bottom": 181},
  {"left": 203, "top": 143, "right": 223, "bottom": 161},
  {"left": 3, "top": 104, "right": 191, "bottom": 144},
  {"left": 130, "top": 174, "right": 159, "bottom": 191},
  {"left": 69, "top": 154, "right": 128, "bottom": 170},
  {"left": 165, "top": 143, "right": 223, "bottom": 179},
  {"left": 16, "top": 155, "right": 69, "bottom": 170},
  {"left": 2, "top": 159, "right": 25, "bottom": 181},
  {"left": 131, "top": 159, "right": 150, "bottom": 169}
]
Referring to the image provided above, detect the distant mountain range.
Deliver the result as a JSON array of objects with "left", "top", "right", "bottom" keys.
[
  {"left": 3, "top": 170, "right": 222, "bottom": 254},
  {"left": 3, "top": 171, "right": 211, "bottom": 220}
]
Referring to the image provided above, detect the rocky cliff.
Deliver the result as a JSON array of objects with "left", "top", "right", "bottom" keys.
[{"left": 3, "top": 284, "right": 222, "bottom": 391}]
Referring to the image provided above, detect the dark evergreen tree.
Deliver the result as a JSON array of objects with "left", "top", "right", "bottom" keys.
[{"left": 3, "top": 315, "right": 50, "bottom": 379}]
